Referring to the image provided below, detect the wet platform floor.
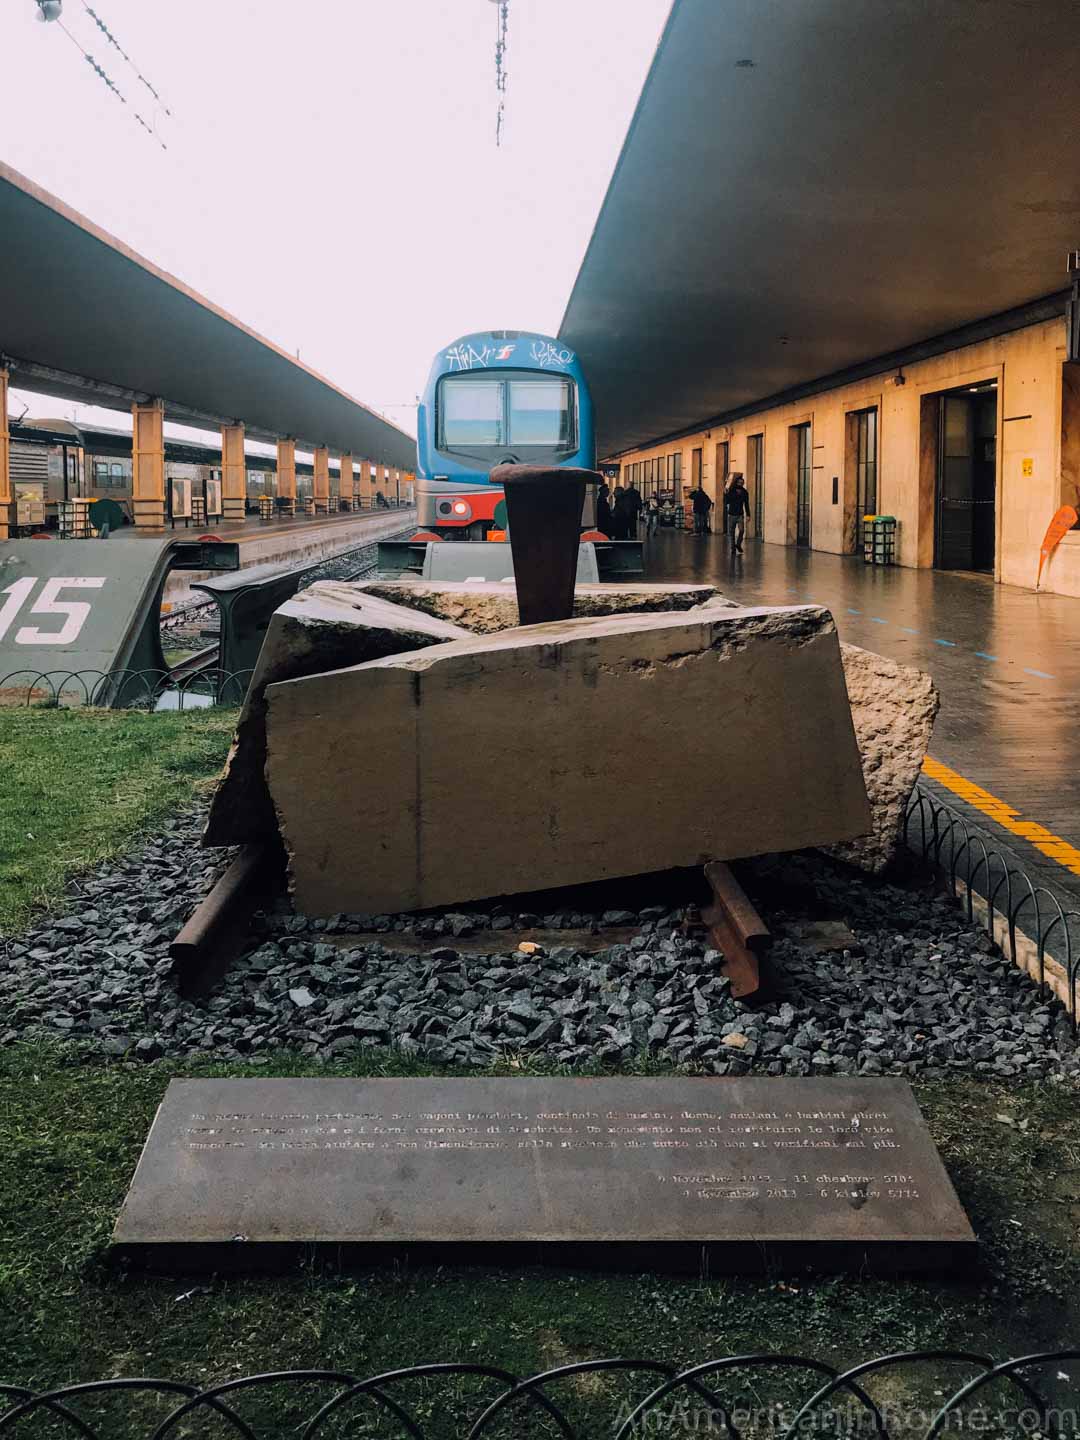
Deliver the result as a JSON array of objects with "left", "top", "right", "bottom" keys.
[{"left": 644, "top": 530, "right": 1080, "bottom": 907}]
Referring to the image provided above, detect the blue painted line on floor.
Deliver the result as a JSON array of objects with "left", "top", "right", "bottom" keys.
[
  {"left": 934, "top": 638, "right": 957, "bottom": 647},
  {"left": 899, "top": 626, "right": 919, "bottom": 634},
  {"left": 870, "top": 616, "right": 888, "bottom": 624},
  {"left": 1024, "top": 667, "right": 1056, "bottom": 679},
  {"left": 847, "top": 608, "right": 862, "bottom": 614},
  {"left": 974, "top": 652, "right": 998, "bottom": 661}
]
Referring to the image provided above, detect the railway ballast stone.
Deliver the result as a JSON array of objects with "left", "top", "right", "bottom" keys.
[
  {"left": 356, "top": 579, "right": 728, "bottom": 634},
  {"left": 265, "top": 601, "right": 872, "bottom": 916},
  {"left": 831, "top": 644, "right": 940, "bottom": 874},
  {"left": 4, "top": 804, "right": 1079, "bottom": 1081},
  {"left": 203, "top": 583, "right": 470, "bottom": 848}
]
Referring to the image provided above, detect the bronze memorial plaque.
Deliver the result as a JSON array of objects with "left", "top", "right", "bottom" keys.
[{"left": 112, "top": 1077, "right": 974, "bottom": 1273}]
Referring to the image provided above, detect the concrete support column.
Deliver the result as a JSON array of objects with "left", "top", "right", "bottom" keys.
[
  {"left": 313, "top": 445, "right": 330, "bottom": 512},
  {"left": 358, "top": 460, "right": 374, "bottom": 507},
  {"left": 0, "top": 366, "right": 11, "bottom": 539},
  {"left": 340, "top": 452, "right": 353, "bottom": 507},
  {"left": 277, "top": 437, "right": 296, "bottom": 501},
  {"left": 132, "top": 397, "right": 166, "bottom": 530},
  {"left": 221, "top": 422, "right": 246, "bottom": 524}
]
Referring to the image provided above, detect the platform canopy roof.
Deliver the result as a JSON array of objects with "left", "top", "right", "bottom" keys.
[
  {"left": 560, "top": 0, "right": 1080, "bottom": 458},
  {"left": 0, "top": 162, "right": 416, "bottom": 469}
]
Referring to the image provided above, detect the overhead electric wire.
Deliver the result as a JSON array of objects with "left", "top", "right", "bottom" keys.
[
  {"left": 78, "top": 0, "right": 172, "bottom": 116},
  {"left": 54, "top": 15, "right": 166, "bottom": 149},
  {"left": 494, "top": 0, "right": 508, "bottom": 146}
]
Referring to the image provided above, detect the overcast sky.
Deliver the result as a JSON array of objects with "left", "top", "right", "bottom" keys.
[{"left": 2, "top": 0, "right": 669, "bottom": 450}]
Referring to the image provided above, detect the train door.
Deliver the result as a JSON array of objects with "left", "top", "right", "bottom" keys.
[{"left": 935, "top": 383, "right": 997, "bottom": 572}]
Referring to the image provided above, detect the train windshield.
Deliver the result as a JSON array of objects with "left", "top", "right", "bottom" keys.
[
  {"left": 441, "top": 379, "right": 505, "bottom": 447},
  {"left": 438, "top": 373, "right": 576, "bottom": 457},
  {"left": 508, "top": 378, "right": 573, "bottom": 445}
]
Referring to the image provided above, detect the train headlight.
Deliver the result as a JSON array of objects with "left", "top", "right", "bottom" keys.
[{"left": 452, "top": 501, "right": 470, "bottom": 516}]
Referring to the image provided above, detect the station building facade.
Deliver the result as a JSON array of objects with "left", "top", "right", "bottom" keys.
[{"left": 607, "top": 313, "right": 1080, "bottom": 598}]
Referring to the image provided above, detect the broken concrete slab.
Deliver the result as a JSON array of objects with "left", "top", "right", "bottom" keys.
[
  {"left": 357, "top": 579, "right": 726, "bottom": 634},
  {"left": 829, "top": 644, "right": 939, "bottom": 875},
  {"left": 265, "top": 602, "right": 872, "bottom": 916},
  {"left": 203, "top": 583, "right": 471, "bottom": 848}
]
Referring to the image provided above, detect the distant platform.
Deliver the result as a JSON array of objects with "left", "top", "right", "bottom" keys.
[{"left": 159, "top": 506, "right": 416, "bottom": 608}]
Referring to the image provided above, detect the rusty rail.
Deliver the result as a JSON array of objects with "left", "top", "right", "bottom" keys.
[
  {"left": 169, "top": 844, "right": 280, "bottom": 996},
  {"left": 700, "top": 860, "right": 773, "bottom": 1001}
]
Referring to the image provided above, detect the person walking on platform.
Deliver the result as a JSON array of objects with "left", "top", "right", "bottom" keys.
[
  {"left": 725, "top": 472, "right": 750, "bottom": 553},
  {"left": 624, "top": 477, "right": 643, "bottom": 536},
  {"left": 597, "top": 481, "right": 613, "bottom": 537},
  {"left": 691, "top": 485, "right": 713, "bottom": 535},
  {"left": 645, "top": 492, "right": 659, "bottom": 534}
]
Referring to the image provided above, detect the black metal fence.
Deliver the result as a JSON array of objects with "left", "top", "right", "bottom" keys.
[
  {"left": 0, "top": 666, "right": 253, "bottom": 710},
  {"left": 905, "top": 780, "right": 1080, "bottom": 1032},
  {"left": 0, "top": 1350, "right": 1075, "bottom": 1437}
]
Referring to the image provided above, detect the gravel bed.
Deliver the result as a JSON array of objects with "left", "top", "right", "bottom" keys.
[{"left": 2, "top": 804, "right": 1078, "bottom": 1080}]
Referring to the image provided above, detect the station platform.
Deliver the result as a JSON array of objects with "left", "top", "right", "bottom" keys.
[
  {"left": 146, "top": 505, "right": 411, "bottom": 547},
  {"left": 156, "top": 505, "right": 416, "bottom": 608},
  {"left": 644, "top": 530, "right": 1080, "bottom": 907}
]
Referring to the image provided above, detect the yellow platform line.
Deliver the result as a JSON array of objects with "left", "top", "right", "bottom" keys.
[{"left": 921, "top": 756, "right": 1080, "bottom": 877}]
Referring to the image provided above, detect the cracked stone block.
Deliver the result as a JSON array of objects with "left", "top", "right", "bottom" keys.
[
  {"left": 265, "top": 601, "right": 871, "bottom": 916},
  {"left": 203, "top": 583, "right": 470, "bottom": 848},
  {"left": 353, "top": 579, "right": 727, "bottom": 634},
  {"left": 830, "top": 644, "right": 940, "bottom": 875}
]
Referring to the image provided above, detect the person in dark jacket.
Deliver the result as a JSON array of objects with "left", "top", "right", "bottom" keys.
[
  {"left": 611, "top": 485, "right": 630, "bottom": 539},
  {"left": 597, "top": 482, "right": 613, "bottom": 537},
  {"left": 624, "top": 479, "right": 643, "bottom": 535},
  {"left": 691, "top": 485, "right": 713, "bottom": 535},
  {"left": 724, "top": 472, "right": 750, "bottom": 552}
]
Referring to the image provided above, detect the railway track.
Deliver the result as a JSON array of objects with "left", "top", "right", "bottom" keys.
[
  {"left": 167, "top": 643, "right": 222, "bottom": 682},
  {"left": 161, "top": 527, "right": 412, "bottom": 686}
]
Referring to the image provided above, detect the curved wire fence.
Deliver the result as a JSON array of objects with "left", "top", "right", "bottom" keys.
[
  {"left": 0, "top": 666, "right": 253, "bottom": 711},
  {"left": 905, "top": 780, "right": 1080, "bottom": 1033},
  {"left": 0, "top": 1350, "right": 1075, "bottom": 1438}
]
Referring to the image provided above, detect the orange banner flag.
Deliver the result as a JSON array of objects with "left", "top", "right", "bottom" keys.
[{"left": 1037, "top": 505, "right": 1078, "bottom": 589}]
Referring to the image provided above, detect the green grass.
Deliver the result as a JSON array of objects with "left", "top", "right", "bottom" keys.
[
  {"left": 0, "top": 706, "right": 236, "bottom": 937},
  {"left": 1, "top": 1045, "right": 1078, "bottom": 1436}
]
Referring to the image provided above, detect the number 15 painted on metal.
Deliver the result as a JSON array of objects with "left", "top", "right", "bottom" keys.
[{"left": 0, "top": 577, "right": 107, "bottom": 645}]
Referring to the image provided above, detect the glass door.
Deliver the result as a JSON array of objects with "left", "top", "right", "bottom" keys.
[
  {"left": 715, "top": 441, "right": 729, "bottom": 533},
  {"left": 748, "top": 433, "right": 763, "bottom": 536},
  {"left": 936, "top": 388, "right": 997, "bottom": 571},
  {"left": 856, "top": 408, "right": 878, "bottom": 518},
  {"left": 795, "top": 424, "right": 812, "bottom": 547}
]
